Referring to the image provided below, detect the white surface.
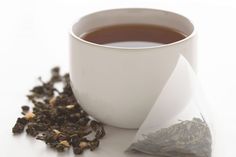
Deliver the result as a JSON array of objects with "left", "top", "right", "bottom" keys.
[
  {"left": 70, "top": 8, "right": 196, "bottom": 128},
  {"left": 1, "top": 0, "right": 236, "bottom": 157}
]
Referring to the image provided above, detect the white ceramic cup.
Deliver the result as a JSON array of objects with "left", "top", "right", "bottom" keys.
[{"left": 70, "top": 8, "right": 196, "bottom": 129}]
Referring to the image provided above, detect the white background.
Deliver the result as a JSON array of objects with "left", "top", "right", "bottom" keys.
[{"left": 1, "top": 0, "right": 236, "bottom": 157}]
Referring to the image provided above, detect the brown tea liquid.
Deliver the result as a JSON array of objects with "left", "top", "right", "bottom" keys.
[{"left": 81, "top": 24, "right": 186, "bottom": 47}]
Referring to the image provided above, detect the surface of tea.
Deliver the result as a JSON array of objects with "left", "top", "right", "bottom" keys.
[{"left": 81, "top": 24, "right": 186, "bottom": 47}]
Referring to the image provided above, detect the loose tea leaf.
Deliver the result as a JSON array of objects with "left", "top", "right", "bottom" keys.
[
  {"left": 12, "top": 117, "right": 28, "bottom": 134},
  {"left": 12, "top": 67, "right": 105, "bottom": 155},
  {"left": 127, "top": 118, "right": 212, "bottom": 157},
  {"left": 21, "top": 105, "right": 30, "bottom": 112}
]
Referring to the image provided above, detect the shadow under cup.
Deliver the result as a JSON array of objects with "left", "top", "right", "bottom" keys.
[{"left": 70, "top": 8, "right": 196, "bottom": 129}]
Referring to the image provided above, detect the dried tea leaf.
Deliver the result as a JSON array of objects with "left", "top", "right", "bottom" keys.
[
  {"left": 12, "top": 67, "right": 105, "bottom": 155},
  {"left": 24, "top": 112, "right": 35, "bottom": 120}
]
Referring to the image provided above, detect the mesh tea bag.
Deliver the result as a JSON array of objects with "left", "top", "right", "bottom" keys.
[{"left": 127, "top": 55, "right": 212, "bottom": 157}]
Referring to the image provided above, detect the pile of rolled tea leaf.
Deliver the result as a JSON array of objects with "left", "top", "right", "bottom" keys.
[{"left": 12, "top": 67, "right": 105, "bottom": 155}]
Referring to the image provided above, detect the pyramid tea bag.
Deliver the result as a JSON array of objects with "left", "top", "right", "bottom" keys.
[{"left": 127, "top": 55, "right": 212, "bottom": 157}]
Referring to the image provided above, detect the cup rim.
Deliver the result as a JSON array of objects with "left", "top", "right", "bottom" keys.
[{"left": 70, "top": 8, "right": 196, "bottom": 50}]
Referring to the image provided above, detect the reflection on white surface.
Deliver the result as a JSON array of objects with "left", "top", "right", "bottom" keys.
[{"left": 79, "top": 126, "right": 153, "bottom": 157}]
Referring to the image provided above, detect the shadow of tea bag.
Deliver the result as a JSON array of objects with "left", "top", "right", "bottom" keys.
[{"left": 126, "top": 55, "right": 212, "bottom": 157}]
